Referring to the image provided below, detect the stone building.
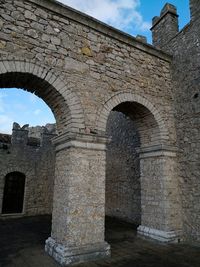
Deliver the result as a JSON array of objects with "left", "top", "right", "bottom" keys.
[
  {"left": 0, "top": 0, "right": 200, "bottom": 265},
  {"left": 0, "top": 122, "right": 55, "bottom": 217}
]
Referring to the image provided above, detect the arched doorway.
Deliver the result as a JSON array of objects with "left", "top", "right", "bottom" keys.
[
  {"left": 0, "top": 60, "right": 90, "bottom": 265},
  {"left": 2, "top": 172, "right": 26, "bottom": 214},
  {"left": 97, "top": 92, "right": 183, "bottom": 243}
]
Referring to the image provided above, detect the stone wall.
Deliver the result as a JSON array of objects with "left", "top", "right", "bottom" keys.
[
  {"left": 151, "top": 1, "right": 200, "bottom": 241},
  {"left": 0, "top": 0, "right": 175, "bottom": 142},
  {"left": 0, "top": 123, "right": 55, "bottom": 216}
]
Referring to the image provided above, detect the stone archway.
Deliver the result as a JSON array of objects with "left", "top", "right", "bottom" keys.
[
  {"left": 0, "top": 59, "right": 99, "bottom": 265},
  {"left": 0, "top": 59, "right": 85, "bottom": 134},
  {"left": 96, "top": 91, "right": 169, "bottom": 143},
  {"left": 96, "top": 91, "right": 183, "bottom": 243}
]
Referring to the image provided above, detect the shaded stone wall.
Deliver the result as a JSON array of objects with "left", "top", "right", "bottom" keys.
[
  {"left": 151, "top": 1, "right": 200, "bottom": 241},
  {"left": 106, "top": 111, "right": 140, "bottom": 224},
  {"left": 0, "top": 124, "right": 55, "bottom": 216}
]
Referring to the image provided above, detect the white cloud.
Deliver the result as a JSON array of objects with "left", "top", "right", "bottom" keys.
[
  {"left": 0, "top": 114, "right": 13, "bottom": 134},
  {"left": 14, "top": 103, "right": 28, "bottom": 111},
  {"left": 58, "top": 0, "right": 151, "bottom": 32},
  {"left": 0, "top": 93, "right": 8, "bottom": 113},
  {"left": 34, "top": 109, "right": 41, "bottom": 115},
  {"left": 0, "top": 93, "right": 12, "bottom": 133}
]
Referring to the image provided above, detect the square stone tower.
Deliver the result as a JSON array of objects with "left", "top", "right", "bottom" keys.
[{"left": 151, "top": 3, "right": 179, "bottom": 49}]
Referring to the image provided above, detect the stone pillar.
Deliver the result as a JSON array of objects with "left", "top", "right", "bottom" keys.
[
  {"left": 45, "top": 132, "right": 110, "bottom": 266},
  {"left": 190, "top": 0, "right": 200, "bottom": 21},
  {"left": 137, "top": 145, "right": 183, "bottom": 243},
  {"left": 151, "top": 3, "right": 179, "bottom": 49}
]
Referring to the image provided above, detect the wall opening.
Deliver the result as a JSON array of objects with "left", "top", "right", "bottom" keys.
[
  {"left": 106, "top": 111, "right": 141, "bottom": 225},
  {"left": 105, "top": 100, "right": 161, "bottom": 242},
  {"left": 0, "top": 86, "right": 56, "bottom": 217},
  {"left": 2, "top": 172, "right": 25, "bottom": 214},
  {"left": 0, "top": 70, "right": 67, "bottom": 218},
  {"left": 0, "top": 72, "right": 65, "bottom": 134}
]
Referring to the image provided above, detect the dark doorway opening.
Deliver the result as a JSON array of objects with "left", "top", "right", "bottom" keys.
[{"left": 2, "top": 172, "right": 26, "bottom": 214}]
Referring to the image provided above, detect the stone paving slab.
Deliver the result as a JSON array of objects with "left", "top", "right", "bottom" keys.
[{"left": 1, "top": 216, "right": 200, "bottom": 267}]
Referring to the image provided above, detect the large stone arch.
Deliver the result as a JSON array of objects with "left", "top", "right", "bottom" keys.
[
  {"left": 96, "top": 91, "right": 182, "bottom": 243},
  {"left": 0, "top": 59, "right": 85, "bottom": 134},
  {"left": 96, "top": 91, "right": 170, "bottom": 144}
]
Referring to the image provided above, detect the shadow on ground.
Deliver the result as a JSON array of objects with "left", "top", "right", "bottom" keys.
[{"left": 0, "top": 216, "right": 200, "bottom": 267}]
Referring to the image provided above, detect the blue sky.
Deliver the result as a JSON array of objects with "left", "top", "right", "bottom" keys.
[
  {"left": 0, "top": 0, "right": 190, "bottom": 134},
  {"left": 0, "top": 89, "right": 55, "bottom": 133}
]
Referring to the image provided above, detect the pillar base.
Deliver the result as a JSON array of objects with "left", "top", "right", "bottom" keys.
[
  {"left": 137, "top": 225, "right": 182, "bottom": 243},
  {"left": 45, "top": 237, "right": 111, "bottom": 266}
]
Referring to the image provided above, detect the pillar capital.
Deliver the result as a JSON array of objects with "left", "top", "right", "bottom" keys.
[
  {"left": 52, "top": 132, "right": 110, "bottom": 152},
  {"left": 138, "top": 144, "right": 178, "bottom": 158}
]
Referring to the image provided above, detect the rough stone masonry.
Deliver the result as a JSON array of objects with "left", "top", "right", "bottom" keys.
[{"left": 0, "top": 0, "right": 199, "bottom": 265}]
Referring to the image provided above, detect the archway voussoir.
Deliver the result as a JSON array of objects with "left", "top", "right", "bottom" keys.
[
  {"left": 127, "top": 93, "right": 135, "bottom": 102},
  {"left": 36, "top": 65, "right": 47, "bottom": 78},
  {"left": 27, "top": 62, "right": 34, "bottom": 73},
  {"left": 2, "top": 61, "right": 11, "bottom": 72},
  {"left": 0, "top": 62, "right": 7, "bottom": 73},
  {"left": 24, "top": 62, "right": 31, "bottom": 73},
  {"left": 19, "top": 61, "right": 27, "bottom": 73},
  {"left": 51, "top": 77, "right": 65, "bottom": 90}
]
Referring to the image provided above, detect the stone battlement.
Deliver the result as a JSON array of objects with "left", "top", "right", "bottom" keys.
[{"left": 0, "top": 122, "right": 56, "bottom": 148}]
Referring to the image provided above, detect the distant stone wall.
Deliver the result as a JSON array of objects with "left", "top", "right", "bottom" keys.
[
  {"left": 0, "top": 123, "right": 55, "bottom": 216},
  {"left": 106, "top": 111, "right": 141, "bottom": 224}
]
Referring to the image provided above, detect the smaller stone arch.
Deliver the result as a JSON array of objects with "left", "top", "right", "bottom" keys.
[
  {"left": 96, "top": 91, "right": 170, "bottom": 143},
  {"left": 0, "top": 166, "right": 33, "bottom": 215},
  {"left": 0, "top": 165, "right": 32, "bottom": 179},
  {"left": 0, "top": 59, "right": 85, "bottom": 133}
]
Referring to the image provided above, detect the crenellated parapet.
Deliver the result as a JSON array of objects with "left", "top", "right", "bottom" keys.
[
  {"left": 11, "top": 123, "right": 29, "bottom": 146},
  {"left": 0, "top": 122, "right": 56, "bottom": 148}
]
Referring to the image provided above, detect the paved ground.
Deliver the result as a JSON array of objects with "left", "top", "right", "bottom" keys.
[{"left": 1, "top": 216, "right": 200, "bottom": 267}]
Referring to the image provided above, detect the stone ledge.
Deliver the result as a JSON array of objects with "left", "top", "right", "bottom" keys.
[
  {"left": 137, "top": 225, "right": 182, "bottom": 243},
  {"left": 27, "top": 0, "right": 172, "bottom": 62},
  {"left": 53, "top": 132, "right": 109, "bottom": 152},
  {"left": 138, "top": 144, "right": 178, "bottom": 158},
  {"left": 45, "top": 237, "right": 110, "bottom": 266}
]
